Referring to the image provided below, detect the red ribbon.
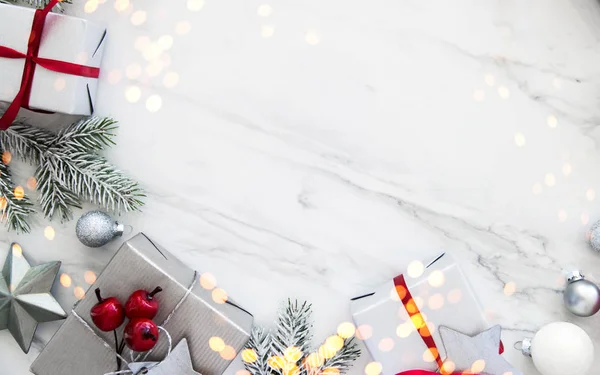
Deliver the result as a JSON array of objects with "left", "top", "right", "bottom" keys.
[
  {"left": 393, "top": 274, "right": 503, "bottom": 375},
  {"left": 0, "top": 0, "right": 100, "bottom": 130}
]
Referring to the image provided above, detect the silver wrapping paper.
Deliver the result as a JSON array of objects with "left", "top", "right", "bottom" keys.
[{"left": 31, "top": 233, "right": 254, "bottom": 375}]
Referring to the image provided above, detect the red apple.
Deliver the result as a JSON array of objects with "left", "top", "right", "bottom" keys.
[
  {"left": 125, "top": 286, "right": 163, "bottom": 319},
  {"left": 90, "top": 288, "right": 125, "bottom": 332},
  {"left": 124, "top": 318, "right": 159, "bottom": 352}
]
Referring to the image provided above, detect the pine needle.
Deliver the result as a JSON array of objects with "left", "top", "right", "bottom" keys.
[
  {"left": 272, "top": 299, "right": 313, "bottom": 356},
  {"left": 244, "top": 327, "right": 274, "bottom": 375},
  {"left": 55, "top": 117, "right": 117, "bottom": 153},
  {"left": 0, "top": 148, "right": 34, "bottom": 232}
]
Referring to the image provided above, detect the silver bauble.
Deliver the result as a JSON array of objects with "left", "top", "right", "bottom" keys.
[
  {"left": 76, "top": 211, "right": 124, "bottom": 248},
  {"left": 563, "top": 271, "right": 600, "bottom": 317},
  {"left": 588, "top": 220, "right": 600, "bottom": 252}
]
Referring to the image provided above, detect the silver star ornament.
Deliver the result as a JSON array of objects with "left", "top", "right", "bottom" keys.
[
  {"left": 0, "top": 243, "right": 66, "bottom": 353},
  {"left": 128, "top": 339, "right": 202, "bottom": 375},
  {"left": 439, "top": 325, "right": 522, "bottom": 375}
]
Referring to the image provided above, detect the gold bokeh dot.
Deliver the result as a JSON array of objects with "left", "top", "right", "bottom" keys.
[
  {"left": 220, "top": 345, "right": 236, "bottom": 360},
  {"left": 410, "top": 313, "right": 426, "bottom": 329},
  {"left": 503, "top": 282, "right": 516, "bottom": 296},
  {"left": 326, "top": 335, "right": 344, "bottom": 351},
  {"left": 241, "top": 348, "right": 258, "bottom": 363},
  {"left": 428, "top": 270, "right": 445, "bottom": 287},
  {"left": 364, "top": 362, "right": 382, "bottom": 375},
  {"left": 547, "top": 115, "right": 558, "bottom": 128},
  {"left": 440, "top": 361, "right": 456, "bottom": 375},
  {"left": 378, "top": 337, "right": 394, "bottom": 352},
  {"left": 187, "top": 0, "right": 204, "bottom": 11},
  {"left": 407, "top": 260, "right": 424, "bottom": 278},
  {"left": 498, "top": 86, "right": 510, "bottom": 99},
  {"left": 422, "top": 348, "right": 439, "bottom": 363},
  {"left": 60, "top": 273, "right": 72, "bottom": 288},
  {"left": 84, "top": 270, "right": 97, "bottom": 284},
  {"left": 447, "top": 288, "right": 462, "bottom": 304},
  {"left": 74, "top": 286, "right": 86, "bottom": 300},
  {"left": 0, "top": 197, "right": 7, "bottom": 211},
  {"left": 26, "top": 177, "right": 37, "bottom": 191},
  {"left": 158, "top": 35, "right": 174, "bottom": 51},
  {"left": 306, "top": 353, "right": 323, "bottom": 367},
  {"left": 13, "top": 186, "right": 24, "bottom": 200},
  {"left": 471, "top": 359, "right": 486, "bottom": 373},
  {"left": 236, "top": 371, "right": 251, "bottom": 375},
  {"left": 125, "top": 86, "right": 141, "bottom": 103},
  {"left": 261, "top": 25, "right": 275, "bottom": 38},
  {"left": 319, "top": 344, "right": 337, "bottom": 360},
  {"left": 514, "top": 132, "right": 526, "bottom": 147},
  {"left": 44, "top": 226, "right": 55, "bottom": 240},
  {"left": 257, "top": 4, "right": 273, "bottom": 17},
  {"left": 545, "top": 173, "right": 556, "bottom": 186},
  {"left": 337, "top": 322, "right": 355, "bottom": 338},
  {"left": 114, "top": 0, "right": 130, "bottom": 12},
  {"left": 355, "top": 324, "right": 372, "bottom": 340},
  {"left": 212, "top": 287, "right": 228, "bottom": 304},
  {"left": 131, "top": 10, "right": 146, "bottom": 25},
  {"left": 200, "top": 272, "right": 217, "bottom": 290},
  {"left": 396, "top": 322, "right": 413, "bottom": 338},
  {"left": 209, "top": 336, "right": 225, "bottom": 352},
  {"left": 268, "top": 356, "right": 285, "bottom": 369},
  {"left": 322, "top": 368, "right": 340, "bottom": 375},
  {"left": 146, "top": 94, "right": 162, "bottom": 112},
  {"left": 84, "top": 0, "right": 98, "bottom": 13},
  {"left": 284, "top": 346, "right": 303, "bottom": 362},
  {"left": 2, "top": 151, "right": 11, "bottom": 164}
]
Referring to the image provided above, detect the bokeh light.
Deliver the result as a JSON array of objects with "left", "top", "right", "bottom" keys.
[
  {"left": 305, "top": 31, "right": 320, "bottom": 45},
  {"left": 447, "top": 288, "right": 462, "bottom": 304},
  {"left": 497, "top": 86, "right": 510, "bottom": 99},
  {"left": 60, "top": 273, "right": 72, "bottom": 288},
  {"left": 200, "top": 272, "right": 217, "bottom": 290},
  {"left": 212, "top": 287, "right": 227, "bottom": 304},
  {"left": 44, "top": 226, "right": 55, "bottom": 240},
  {"left": 378, "top": 338, "right": 394, "bottom": 352},
  {"left": 261, "top": 25, "right": 275, "bottom": 38},
  {"left": 187, "top": 0, "right": 204, "bottom": 11},
  {"left": 514, "top": 132, "right": 526, "bottom": 147},
  {"left": 13, "top": 186, "right": 24, "bottom": 200},
  {"left": 209, "top": 336, "right": 225, "bottom": 352},
  {"left": 163, "top": 72, "right": 180, "bottom": 88},
  {"left": 257, "top": 4, "right": 273, "bottom": 17},
  {"left": 146, "top": 95, "right": 162, "bottom": 112},
  {"left": 407, "top": 260, "right": 424, "bottom": 278},
  {"left": 220, "top": 345, "right": 236, "bottom": 360},
  {"left": 503, "top": 282, "right": 516, "bottom": 296},
  {"left": 125, "top": 86, "right": 141, "bottom": 103},
  {"left": 365, "top": 362, "right": 382, "bottom": 375},
  {"left": 422, "top": 348, "right": 438, "bottom": 363},
  {"left": 471, "top": 359, "right": 486, "bottom": 373},
  {"left": 131, "top": 11, "right": 146, "bottom": 25},
  {"left": 428, "top": 270, "right": 445, "bottom": 287},
  {"left": 176, "top": 21, "right": 192, "bottom": 35},
  {"left": 337, "top": 322, "right": 355, "bottom": 338},
  {"left": 547, "top": 115, "right": 558, "bottom": 128},
  {"left": 74, "top": 286, "right": 86, "bottom": 300},
  {"left": 544, "top": 173, "right": 556, "bottom": 187},
  {"left": 472, "top": 89, "right": 485, "bottom": 102},
  {"left": 484, "top": 74, "right": 495, "bottom": 86},
  {"left": 26, "top": 177, "right": 37, "bottom": 190},
  {"left": 2, "top": 151, "right": 11, "bottom": 164},
  {"left": 242, "top": 348, "right": 258, "bottom": 363},
  {"left": 85, "top": 270, "right": 97, "bottom": 284}
]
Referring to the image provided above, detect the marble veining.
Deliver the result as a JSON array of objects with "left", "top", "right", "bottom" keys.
[{"left": 2, "top": 0, "right": 600, "bottom": 374}]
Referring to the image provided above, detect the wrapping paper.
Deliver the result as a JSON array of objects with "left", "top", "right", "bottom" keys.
[
  {"left": 350, "top": 253, "right": 489, "bottom": 375},
  {"left": 31, "top": 233, "right": 254, "bottom": 375},
  {"left": 0, "top": 3, "right": 105, "bottom": 116}
]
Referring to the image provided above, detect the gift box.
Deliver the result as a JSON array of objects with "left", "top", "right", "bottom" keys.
[
  {"left": 31, "top": 233, "right": 254, "bottom": 375},
  {"left": 0, "top": 1, "right": 105, "bottom": 126},
  {"left": 350, "top": 253, "right": 490, "bottom": 375}
]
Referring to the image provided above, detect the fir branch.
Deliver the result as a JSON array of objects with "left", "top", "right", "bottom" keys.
[
  {"left": 0, "top": 0, "right": 71, "bottom": 11},
  {"left": 244, "top": 327, "right": 274, "bottom": 375},
  {"left": 36, "top": 156, "right": 81, "bottom": 221},
  {"left": 318, "top": 338, "right": 361, "bottom": 374},
  {"left": 0, "top": 123, "right": 54, "bottom": 164},
  {"left": 0, "top": 148, "right": 34, "bottom": 232},
  {"left": 272, "top": 299, "right": 313, "bottom": 357},
  {"left": 55, "top": 117, "right": 117, "bottom": 153}
]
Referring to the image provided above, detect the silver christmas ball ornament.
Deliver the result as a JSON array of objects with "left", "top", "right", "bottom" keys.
[
  {"left": 76, "top": 211, "right": 124, "bottom": 248},
  {"left": 563, "top": 271, "right": 600, "bottom": 317},
  {"left": 588, "top": 220, "right": 600, "bottom": 252}
]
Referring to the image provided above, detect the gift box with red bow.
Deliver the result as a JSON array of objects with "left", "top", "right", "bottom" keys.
[
  {"left": 351, "top": 253, "right": 495, "bottom": 375},
  {"left": 0, "top": 0, "right": 105, "bottom": 129}
]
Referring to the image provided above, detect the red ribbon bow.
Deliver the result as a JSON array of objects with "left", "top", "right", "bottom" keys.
[
  {"left": 393, "top": 274, "right": 504, "bottom": 375},
  {"left": 0, "top": 0, "right": 100, "bottom": 129}
]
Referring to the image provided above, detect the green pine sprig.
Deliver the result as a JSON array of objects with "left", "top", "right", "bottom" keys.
[{"left": 0, "top": 148, "right": 35, "bottom": 232}]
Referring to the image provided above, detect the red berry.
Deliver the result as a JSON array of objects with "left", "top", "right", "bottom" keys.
[
  {"left": 124, "top": 318, "right": 159, "bottom": 352},
  {"left": 90, "top": 288, "right": 125, "bottom": 332},
  {"left": 125, "top": 286, "right": 163, "bottom": 319}
]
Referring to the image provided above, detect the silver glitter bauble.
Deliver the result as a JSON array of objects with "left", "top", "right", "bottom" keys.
[
  {"left": 76, "top": 211, "right": 124, "bottom": 248},
  {"left": 588, "top": 220, "right": 600, "bottom": 252},
  {"left": 563, "top": 271, "right": 600, "bottom": 317}
]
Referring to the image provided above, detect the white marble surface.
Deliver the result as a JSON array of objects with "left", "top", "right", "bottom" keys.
[{"left": 3, "top": 0, "right": 600, "bottom": 373}]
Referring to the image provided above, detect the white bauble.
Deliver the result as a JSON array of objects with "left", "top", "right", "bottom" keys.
[{"left": 531, "top": 322, "right": 593, "bottom": 375}]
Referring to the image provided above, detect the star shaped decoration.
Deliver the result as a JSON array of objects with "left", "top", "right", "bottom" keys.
[
  {"left": 0, "top": 243, "right": 66, "bottom": 353},
  {"left": 128, "top": 339, "right": 202, "bottom": 375},
  {"left": 438, "top": 325, "right": 522, "bottom": 375}
]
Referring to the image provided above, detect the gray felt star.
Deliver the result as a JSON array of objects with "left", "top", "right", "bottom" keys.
[
  {"left": 128, "top": 339, "right": 202, "bottom": 375},
  {"left": 439, "top": 325, "right": 522, "bottom": 375},
  {"left": 0, "top": 243, "right": 66, "bottom": 353}
]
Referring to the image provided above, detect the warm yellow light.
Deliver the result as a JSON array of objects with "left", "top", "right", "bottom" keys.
[
  {"left": 176, "top": 21, "right": 192, "bottom": 35},
  {"left": 74, "top": 286, "right": 86, "bottom": 300},
  {"left": 212, "top": 288, "right": 228, "bottom": 304},
  {"left": 44, "top": 226, "right": 55, "bottom": 240},
  {"left": 422, "top": 348, "right": 439, "bottom": 363},
  {"left": 498, "top": 86, "right": 510, "bottom": 99},
  {"left": 562, "top": 163, "right": 572, "bottom": 176},
  {"left": 146, "top": 95, "right": 162, "bottom": 112},
  {"left": 131, "top": 10, "right": 146, "bottom": 26},
  {"left": 305, "top": 31, "right": 320, "bottom": 45},
  {"left": 268, "top": 356, "right": 285, "bottom": 369},
  {"left": 257, "top": 4, "right": 273, "bottom": 17},
  {"left": 2, "top": 151, "right": 11, "bottom": 165},
  {"left": 440, "top": 360, "right": 456, "bottom": 375},
  {"left": 428, "top": 270, "right": 445, "bottom": 287},
  {"left": 11, "top": 243, "right": 22, "bottom": 257},
  {"left": 545, "top": 173, "right": 556, "bottom": 187},
  {"left": 158, "top": 35, "right": 174, "bottom": 51},
  {"left": 26, "top": 177, "right": 37, "bottom": 191},
  {"left": 200, "top": 272, "right": 217, "bottom": 290},
  {"left": 337, "top": 322, "right": 355, "bottom": 338},
  {"left": 13, "top": 186, "right": 24, "bottom": 200},
  {"left": 163, "top": 72, "right": 180, "bottom": 88},
  {"left": 261, "top": 25, "right": 275, "bottom": 38},
  {"left": 220, "top": 345, "right": 236, "bottom": 360},
  {"left": 471, "top": 359, "right": 486, "bottom": 373},
  {"left": 322, "top": 368, "right": 340, "bottom": 375},
  {"left": 364, "top": 362, "right": 382, "bottom": 375},
  {"left": 187, "top": 0, "right": 204, "bottom": 11},
  {"left": 547, "top": 115, "right": 558, "bottom": 128},
  {"left": 84, "top": 271, "right": 97, "bottom": 284},
  {"left": 318, "top": 344, "right": 337, "bottom": 359},
  {"left": 484, "top": 74, "right": 495, "bottom": 86},
  {"left": 125, "top": 86, "right": 141, "bottom": 103},
  {"left": 209, "top": 336, "right": 225, "bottom": 352},
  {"left": 84, "top": 0, "right": 98, "bottom": 13},
  {"left": 472, "top": 89, "right": 485, "bottom": 102},
  {"left": 326, "top": 335, "right": 344, "bottom": 351},
  {"left": 241, "top": 348, "right": 258, "bottom": 363},
  {"left": 284, "top": 346, "right": 303, "bottom": 362},
  {"left": 305, "top": 353, "right": 323, "bottom": 367},
  {"left": 410, "top": 313, "right": 426, "bottom": 329},
  {"left": 60, "top": 273, "right": 72, "bottom": 288},
  {"left": 514, "top": 132, "right": 526, "bottom": 147},
  {"left": 396, "top": 322, "right": 412, "bottom": 338},
  {"left": 503, "top": 282, "right": 516, "bottom": 296},
  {"left": 114, "top": 0, "right": 129, "bottom": 12},
  {"left": 406, "top": 260, "right": 424, "bottom": 278}
]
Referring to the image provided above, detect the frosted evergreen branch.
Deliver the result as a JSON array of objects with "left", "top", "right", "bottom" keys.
[
  {"left": 272, "top": 299, "right": 313, "bottom": 357},
  {"left": 0, "top": 0, "right": 71, "bottom": 11},
  {"left": 36, "top": 157, "right": 81, "bottom": 221},
  {"left": 318, "top": 338, "right": 361, "bottom": 374},
  {"left": 0, "top": 150, "right": 34, "bottom": 232},
  {"left": 0, "top": 123, "right": 54, "bottom": 164},
  {"left": 244, "top": 327, "right": 275, "bottom": 375},
  {"left": 47, "top": 150, "right": 144, "bottom": 213},
  {"left": 55, "top": 117, "right": 117, "bottom": 153}
]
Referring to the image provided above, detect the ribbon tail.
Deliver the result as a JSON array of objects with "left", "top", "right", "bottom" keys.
[{"left": 0, "top": 90, "right": 26, "bottom": 130}]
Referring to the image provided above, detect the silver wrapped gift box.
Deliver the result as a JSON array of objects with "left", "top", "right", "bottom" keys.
[{"left": 31, "top": 233, "right": 253, "bottom": 375}]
